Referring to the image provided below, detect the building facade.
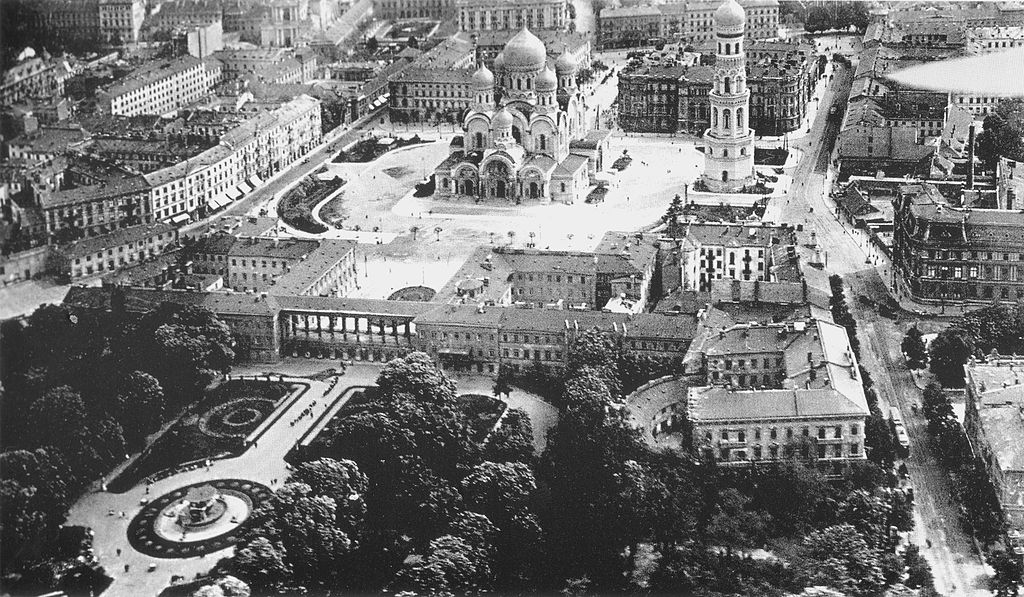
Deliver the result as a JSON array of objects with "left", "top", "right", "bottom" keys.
[
  {"left": 97, "top": 56, "right": 222, "bottom": 116},
  {"left": 374, "top": 0, "right": 455, "bottom": 20},
  {"left": 53, "top": 222, "right": 179, "bottom": 279},
  {"left": 457, "top": 0, "right": 569, "bottom": 32},
  {"left": 98, "top": 0, "right": 146, "bottom": 44},
  {"left": 677, "top": 222, "right": 794, "bottom": 292},
  {"left": 597, "top": 0, "right": 778, "bottom": 49},
  {"left": 702, "top": 0, "right": 755, "bottom": 193},
  {"left": 892, "top": 183, "right": 1024, "bottom": 304}
]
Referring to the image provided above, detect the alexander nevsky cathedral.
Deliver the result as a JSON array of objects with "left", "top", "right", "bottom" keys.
[{"left": 433, "top": 27, "right": 599, "bottom": 204}]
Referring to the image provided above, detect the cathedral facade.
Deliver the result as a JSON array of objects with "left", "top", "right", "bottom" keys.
[
  {"left": 433, "top": 27, "right": 598, "bottom": 204},
  {"left": 702, "top": 0, "right": 756, "bottom": 193}
]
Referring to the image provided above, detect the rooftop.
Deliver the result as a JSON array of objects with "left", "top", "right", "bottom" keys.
[{"left": 58, "top": 223, "right": 177, "bottom": 259}]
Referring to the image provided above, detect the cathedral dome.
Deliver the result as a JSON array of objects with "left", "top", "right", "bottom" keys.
[
  {"left": 714, "top": 0, "right": 746, "bottom": 29},
  {"left": 472, "top": 62, "right": 494, "bottom": 89},
  {"left": 503, "top": 26, "right": 547, "bottom": 71},
  {"left": 537, "top": 65, "right": 557, "bottom": 91},
  {"left": 493, "top": 107, "right": 514, "bottom": 130},
  {"left": 493, "top": 51, "right": 506, "bottom": 71},
  {"left": 555, "top": 44, "right": 577, "bottom": 74}
]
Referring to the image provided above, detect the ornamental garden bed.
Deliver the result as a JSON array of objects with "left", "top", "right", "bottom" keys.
[
  {"left": 754, "top": 147, "right": 789, "bottom": 166},
  {"left": 332, "top": 135, "right": 429, "bottom": 163},
  {"left": 277, "top": 175, "right": 345, "bottom": 234},
  {"left": 458, "top": 394, "right": 507, "bottom": 443},
  {"left": 108, "top": 380, "right": 290, "bottom": 492},
  {"left": 387, "top": 286, "right": 436, "bottom": 301},
  {"left": 386, "top": 20, "right": 438, "bottom": 39}
]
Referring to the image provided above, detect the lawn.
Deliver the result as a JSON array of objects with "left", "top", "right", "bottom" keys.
[
  {"left": 386, "top": 20, "right": 438, "bottom": 39},
  {"left": 387, "top": 286, "right": 436, "bottom": 301},
  {"left": 332, "top": 135, "right": 430, "bottom": 163},
  {"left": 754, "top": 147, "right": 789, "bottom": 166},
  {"left": 108, "top": 380, "right": 291, "bottom": 492},
  {"left": 278, "top": 175, "right": 346, "bottom": 233},
  {"left": 458, "top": 394, "right": 507, "bottom": 443}
]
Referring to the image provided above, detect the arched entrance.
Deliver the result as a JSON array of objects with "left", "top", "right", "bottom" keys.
[{"left": 529, "top": 181, "right": 539, "bottom": 198}]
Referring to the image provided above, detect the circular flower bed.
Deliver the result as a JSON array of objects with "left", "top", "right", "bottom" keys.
[
  {"left": 198, "top": 397, "right": 276, "bottom": 440},
  {"left": 387, "top": 286, "right": 436, "bottom": 302},
  {"left": 127, "top": 479, "right": 271, "bottom": 558}
]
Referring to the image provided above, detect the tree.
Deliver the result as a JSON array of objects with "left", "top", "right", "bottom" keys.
[
  {"left": 976, "top": 100, "right": 1024, "bottom": 169},
  {"left": 865, "top": 405, "right": 896, "bottom": 468},
  {"left": 492, "top": 368, "right": 513, "bottom": 399},
  {"left": 410, "top": 225, "right": 420, "bottom": 240},
  {"left": 115, "top": 371, "right": 165, "bottom": 446},
  {"left": 229, "top": 537, "right": 290, "bottom": 590},
  {"left": 922, "top": 381, "right": 955, "bottom": 435},
  {"left": 447, "top": 510, "right": 498, "bottom": 555},
  {"left": 376, "top": 352, "right": 458, "bottom": 407},
  {"left": 407, "top": 35, "right": 419, "bottom": 49},
  {"left": 903, "top": 544, "right": 935, "bottom": 591},
  {"left": 796, "top": 524, "right": 885, "bottom": 597},
  {"left": 990, "top": 550, "right": 1023, "bottom": 597},
  {"left": 460, "top": 461, "right": 536, "bottom": 527},
  {"left": 706, "top": 488, "right": 770, "bottom": 549},
  {"left": 434, "top": 226, "right": 442, "bottom": 241},
  {"left": 566, "top": 330, "right": 622, "bottom": 396},
  {"left": 28, "top": 386, "right": 87, "bottom": 448},
  {"left": 366, "top": 36, "right": 379, "bottom": 53},
  {"left": 482, "top": 408, "right": 535, "bottom": 464},
  {"left": 929, "top": 328, "right": 975, "bottom": 387},
  {"left": 901, "top": 326, "right": 928, "bottom": 369},
  {"left": 664, "top": 193, "right": 684, "bottom": 235},
  {"left": 291, "top": 458, "right": 368, "bottom": 532},
  {"left": 507, "top": 230, "right": 516, "bottom": 245}
]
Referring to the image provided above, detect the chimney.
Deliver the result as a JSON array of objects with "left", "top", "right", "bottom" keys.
[{"left": 967, "top": 123, "right": 976, "bottom": 189}]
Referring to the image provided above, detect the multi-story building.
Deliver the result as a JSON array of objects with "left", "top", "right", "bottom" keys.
[
  {"left": 616, "top": 63, "right": 688, "bottom": 132},
  {"left": 98, "top": 0, "right": 146, "bottom": 44},
  {"left": 145, "top": 0, "right": 223, "bottom": 31},
  {"left": 40, "top": 166, "right": 152, "bottom": 239},
  {"left": 677, "top": 222, "right": 794, "bottom": 292},
  {"left": 97, "top": 56, "right": 223, "bottom": 116},
  {"left": 598, "top": 0, "right": 778, "bottom": 49},
  {"left": 968, "top": 25, "right": 1024, "bottom": 54},
  {"left": 0, "top": 57, "right": 73, "bottom": 106},
  {"left": 6, "top": 127, "right": 92, "bottom": 163},
  {"left": 374, "top": 0, "right": 455, "bottom": 20},
  {"left": 189, "top": 234, "right": 357, "bottom": 296},
  {"left": 7, "top": 0, "right": 102, "bottom": 46},
  {"left": 52, "top": 222, "right": 178, "bottom": 279},
  {"left": 688, "top": 318, "right": 869, "bottom": 472},
  {"left": 143, "top": 94, "right": 322, "bottom": 223},
  {"left": 892, "top": 182, "right": 1024, "bottom": 304},
  {"left": 964, "top": 358, "right": 1024, "bottom": 556},
  {"left": 457, "top": 0, "right": 569, "bottom": 32}
]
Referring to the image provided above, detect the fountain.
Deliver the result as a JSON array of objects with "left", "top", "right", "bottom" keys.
[{"left": 179, "top": 484, "right": 227, "bottom": 528}]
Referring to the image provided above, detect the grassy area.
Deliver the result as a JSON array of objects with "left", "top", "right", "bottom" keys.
[
  {"left": 386, "top": 20, "right": 437, "bottom": 39},
  {"left": 387, "top": 286, "right": 436, "bottom": 301},
  {"left": 458, "top": 394, "right": 507, "bottom": 443},
  {"left": 277, "top": 175, "right": 346, "bottom": 234},
  {"left": 109, "top": 380, "right": 290, "bottom": 492},
  {"left": 754, "top": 147, "right": 789, "bottom": 166},
  {"left": 332, "top": 135, "right": 430, "bottom": 163}
]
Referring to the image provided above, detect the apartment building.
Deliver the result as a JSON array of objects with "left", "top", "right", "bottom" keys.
[
  {"left": 964, "top": 358, "right": 1024, "bottom": 556},
  {"left": 0, "top": 56, "right": 73, "bottom": 106},
  {"left": 52, "top": 222, "right": 178, "bottom": 279},
  {"left": 145, "top": 0, "right": 223, "bottom": 30},
  {"left": 598, "top": 0, "right": 778, "bottom": 49},
  {"left": 676, "top": 223, "right": 794, "bottom": 292},
  {"left": 40, "top": 168, "right": 152, "bottom": 238},
  {"left": 374, "top": 0, "right": 455, "bottom": 19},
  {"left": 892, "top": 182, "right": 1024, "bottom": 304},
  {"left": 456, "top": 0, "right": 569, "bottom": 32},
  {"left": 688, "top": 318, "right": 869, "bottom": 472},
  {"left": 99, "top": 0, "right": 146, "bottom": 44},
  {"left": 97, "top": 56, "right": 222, "bottom": 116}
]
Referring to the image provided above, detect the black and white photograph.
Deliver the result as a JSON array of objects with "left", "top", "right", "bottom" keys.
[{"left": 0, "top": 0, "right": 1022, "bottom": 595}]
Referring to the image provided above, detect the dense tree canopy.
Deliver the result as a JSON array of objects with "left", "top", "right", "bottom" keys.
[{"left": 976, "top": 99, "right": 1024, "bottom": 169}]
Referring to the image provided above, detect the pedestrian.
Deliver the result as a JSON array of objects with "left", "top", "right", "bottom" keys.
[
  {"left": 120, "top": 511, "right": 126, "bottom": 518},
  {"left": 116, "top": 548, "right": 122, "bottom": 556},
  {"left": 124, "top": 564, "right": 130, "bottom": 573},
  {"left": 145, "top": 486, "right": 149, "bottom": 495}
]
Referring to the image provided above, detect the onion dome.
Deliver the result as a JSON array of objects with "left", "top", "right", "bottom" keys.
[
  {"left": 537, "top": 65, "right": 557, "bottom": 91},
  {"left": 555, "top": 44, "right": 577, "bottom": 74},
  {"left": 493, "top": 107, "right": 514, "bottom": 130},
  {"left": 503, "top": 26, "right": 547, "bottom": 71},
  {"left": 472, "top": 62, "right": 494, "bottom": 89},
  {"left": 493, "top": 51, "right": 506, "bottom": 71},
  {"left": 715, "top": 0, "right": 746, "bottom": 29}
]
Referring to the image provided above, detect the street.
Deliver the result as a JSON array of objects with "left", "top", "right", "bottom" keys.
[{"left": 777, "top": 49, "right": 992, "bottom": 595}]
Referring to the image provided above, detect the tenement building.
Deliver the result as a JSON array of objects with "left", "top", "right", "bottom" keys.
[
  {"left": 892, "top": 182, "right": 1024, "bottom": 304},
  {"left": 457, "top": 0, "right": 569, "bottom": 32},
  {"left": 701, "top": 0, "right": 755, "bottom": 193},
  {"left": 597, "top": 0, "right": 778, "bottom": 49},
  {"left": 964, "top": 358, "right": 1024, "bottom": 556},
  {"left": 373, "top": 0, "right": 455, "bottom": 20},
  {"left": 96, "top": 56, "right": 223, "bottom": 116},
  {"left": 676, "top": 222, "right": 795, "bottom": 292}
]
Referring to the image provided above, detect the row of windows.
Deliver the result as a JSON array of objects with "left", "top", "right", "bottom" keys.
[
  {"left": 714, "top": 356, "right": 784, "bottom": 370},
  {"left": 717, "top": 423, "right": 859, "bottom": 442},
  {"left": 716, "top": 442, "right": 859, "bottom": 462}
]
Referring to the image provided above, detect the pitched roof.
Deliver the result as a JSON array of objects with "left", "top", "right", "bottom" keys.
[{"left": 688, "top": 385, "right": 869, "bottom": 422}]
